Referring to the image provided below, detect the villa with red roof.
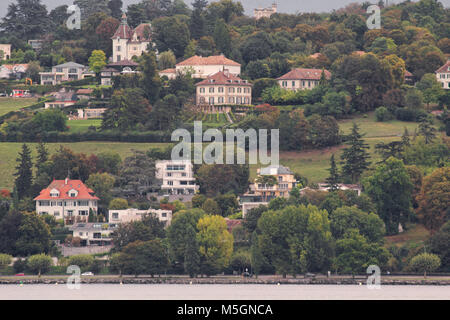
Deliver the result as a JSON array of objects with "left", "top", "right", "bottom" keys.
[
  {"left": 436, "top": 60, "right": 450, "bottom": 90},
  {"left": 160, "top": 55, "right": 241, "bottom": 80},
  {"left": 34, "top": 178, "right": 99, "bottom": 225},
  {"left": 112, "top": 13, "right": 152, "bottom": 63},
  {"left": 277, "top": 68, "right": 331, "bottom": 91},
  {"left": 195, "top": 70, "right": 252, "bottom": 108}
]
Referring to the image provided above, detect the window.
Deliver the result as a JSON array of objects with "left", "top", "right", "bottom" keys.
[
  {"left": 292, "top": 81, "right": 295, "bottom": 87},
  {"left": 56, "top": 68, "right": 63, "bottom": 73},
  {"left": 229, "top": 97, "right": 235, "bottom": 103},
  {"left": 209, "top": 97, "right": 214, "bottom": 104},
  {"left": 117, "top": 46, "right": 121, "bottom": 51},
  {"left": 117, "top": 55, "right": 121, "bottom": 61},
  {"left": 209, "top": 87, "right": 214, "bottom": 93},
  {"left": 54, "top": 212, "right": 60, "bottom": 217},
  {"left": 168, "top": 181, "right": 174, "bottom": 186},
  {"left": 69, "top": 68, "right": 77, "bottom": 74},
  {"left": 166, "top": 173, "right": 172, "bottom": 177},
  {"left": 200, "top": 87, "right": 205, "bottom": 93},
  {"left": 112, "top": 212, "right": 119, "bottom": 220},
  {"left": 237, "top": 88, "right": 242, "bottom": 93},
  {"left": 218, "top": 96, "right": 224, "bottom": 103},
  {"left": 218, "top": 87, "right": 224, "bottom": 93},
  {"left": 162, "top": 212, "right": 167, "bottom": 218}
]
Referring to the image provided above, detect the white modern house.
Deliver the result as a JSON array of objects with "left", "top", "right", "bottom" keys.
[
  {"left": 108, "top": 208, "right": 173, "bottom": 226},
  {"left": 69, "top": 222, "right": 118, "bottom": 246},
  {"left": 34, "top": 178, "right": 99, "bottom": 225},
  {"left": 155, "top": 160, "right": 199, "bottom": 195},
  {"left": 39, "top": 62, "right": 92, "bottom": 85}
]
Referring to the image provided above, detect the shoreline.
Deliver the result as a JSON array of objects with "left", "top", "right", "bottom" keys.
[{"left": 1, "top": 277, "right": 449, "bottom": 286}]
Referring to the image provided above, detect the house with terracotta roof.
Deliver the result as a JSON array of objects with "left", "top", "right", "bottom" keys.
[
  {"left": 436, "top": 60, "right": 450, "bottom": 90},
  {"left": 277, "top": 68, "right": 331, "bottom": 91},
  {"left": 34, "top": 178, "right": 99, "bottom": 225},
  {"left": 195, "top": 70, "right": 252, "bottom": 109},
  {"left": 163, "top": 55, "right": 241, "bottom": 79},
  {"left": 404, "top": 70, "right": 414, "bottom": 85},
  {"left": 112, "top": 13, "right": 151, "bottom": 63},
  {"left": 0, "top": 64, "right": 28, "bottom": 79}
]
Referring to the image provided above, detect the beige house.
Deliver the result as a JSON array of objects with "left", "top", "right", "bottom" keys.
[
  {"left": 0, "top": 44, "right": 11, "bottom": 61},
  {"left": 0, "top": 64, "right": 28, "bottom": 79},
  {"left": 34, "top": 179, "right": 99, "bottom": 225},
  {"left": 69, "top": 223, "right": 118, "bottom": 246},
  {"left": 77, "top": 108, "right": 107, "bottom": 119},
  {"left": 195, "top": 70, "right": 252, "bottom": 106},
  {"left": 112, "top": 13, "right": 151, "bottom": 63},
  {"left": 254, "top": 3, "right": 277, "bottom": 20},
  {"left": 436, "top": 60, "right": 450, "bottom": 90},
  {"left": 254, "top": 165, "right": 298, "bottom": 200},
  {"left": 161, "top": 55, "right": 241, "bottom": 79},
  {"left": 108, "top": 208, "right": 173, "bottom": 227},
  {"left": 39, "top": 62, "right": 90, "bottom": 85},
  {"left": 278, "top": 68, "right": 331, "bottom": 91}
]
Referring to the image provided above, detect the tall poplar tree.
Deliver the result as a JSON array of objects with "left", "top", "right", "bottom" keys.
[{"left": 14, "top": 144, "right": 33, "bottom": 199}]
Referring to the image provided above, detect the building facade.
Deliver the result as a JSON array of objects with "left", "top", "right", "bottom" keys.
[
  {"left": 277, "top": 68, "right": 331, "bottom": 90},
  {"left": 108, "top": 208, "right": 173, "bottom": 226},
  {"left": 34, "top": 179, "right": 99, "bottom": 225},
  {"left": 0, "top": 44, "right": 11, "bottom": 60},
  {"left": 253, "top": 165, "right": 298, "bottom": 200},
  {"left": 69, "top": 223, "right": 118, "bottom": 246},
  {"left": 112, "top": 14, "right": 151, "bottom": 63},
  {"left": 155, "top": 160, "right": 199, "bottom": 195},
  {"left": 0, "top": 64, "right": 28, "bottom": 79},
  {"left": 39, "top": 62, "right": 89, "bottom": 85},
  {"left": 436, "top": 60, "right": 450, "bottom": 90},
  {"left": 195, "top": 70, "right": 252, "bottom": 106},
  {"left": 254, "top": 3, "right": 277, "bottom": 20},
  {"left": 161, "top": 55, "right": 241, "bottom": 79}
]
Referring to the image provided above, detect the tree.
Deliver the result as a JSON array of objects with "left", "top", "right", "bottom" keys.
[
  {"left": 167, "top": 208, "right": 205, "bottom": 268},
  {"left": 27, "top": 254, "right": 52, "bottom": 277},
  {"left": 152, "top": 16, "right": 190, "bottom": 58},
  {"left": 202, "top": 199, "right": 220, "bottom": 215},
  {"left": 67, "top": 254, "right": 94, "bottom": 271},
  {"left": 0, "top": 0, "right": 50, "bottom": 40},
  {"left": 109, "top": 198, "right": 128, "bottom": 210},
  {"left": 417, "top": 73, "right": 443, "bottom": 107},
  {"left": 417, "top": 167, "right": 450, "bottom": 233},
  {"left": 250, "top": 231, "right": 265, "bottom": 278},
  {"left": 0, "top": 254, "right": 12, "bottom": 273},
  {"left": 88, "top": 50, "right": 107, "bottom": 76},
  {"left": 87, "top": 173, "right": 115, "bottom": 209},
  {"left": 119, "top": 239, "right": 168, "bottom": 277},
  {"left": 340, "top": 123, "right": 371, "bottom": 183},
  {"left": 213, "top": 19, "right": 231, "bottom": 56},
  {"left": 334, "top": 229, "right": 390, "bottom": 276},
  {"left": 112, "top": 214, "right": 165, "bottom": 251},
  {"left": 139, "top": 51, "right": 161, "bottom": 104},
  {"left": 74, "top": 0, "right": 111, "bottom": 20},
  {"left": 429, "top": 221, "right": 450, "bottom": 272},
  {"left": 108, "top": 0, "right": 123, "bottom": 19},
  {"left": 15, "top": 212, "right": 52, "bottom": 256},
  {"left": 243, "top": 205, "right": 267, "bottom": 234},
  {"left": 25, "top": 61, "right": 42, "bottom": 83},
  {"left": 375, "top": 141, "right": 404, "bottom": 162},
  {"left": 325, "top": 154, "right": 339, "bottom": 191},
  {"left": 418, "top": 116, "right": 437, "bottom": 144},
  {"left": 115, "top": 151, "right": 159, "bottom": 198},
  {"left": 101, "top": 88, "right": 151, "bottom": 131},
  {"left": 363, "top": 157, "right": 413, "bottom": 235},
  {"left": 96, "top": 152, "right": 122, "bottom": 175},
  {"left": 330, "top": 206, "right": 385, "bottom": 243},
  {"left": 409, "top": 253, "right": 441, "bottom": 278},
  {"left": 190, "top": 0, "right": 207, "bottom": 39},
  {"left": 157, "top": 50, "right": 176, "bottom": 70},
  {"left": 196, "top": 164, "right": 249, "bottom": 197},
  {"left": 197, "top": 215, "right": 233, "bottom": 276},
  {"left": 258, "top": 205, "right": 334, "bottom": 277},
  {"left": 184, "top": 225, "right": 200, "bottom": 278},
  {"left": 14, "top": 144, "right": 33, "bottom": 199}
]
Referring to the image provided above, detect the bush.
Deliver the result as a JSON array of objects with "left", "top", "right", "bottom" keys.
[
  {"left": 409, "top": 253, "right": 441, "bottom": 277},
  {"left": 375, "top": 106, "right": 392, "bottom": 122},
  {"left": 27, "top": 254, "right": 53, "bottom": 276},
  {"left": 13, "top": 258, "right": 27, "bottom": 273},
  {"left": 67, "top": 254, "right": 94, "bottom": 271}
]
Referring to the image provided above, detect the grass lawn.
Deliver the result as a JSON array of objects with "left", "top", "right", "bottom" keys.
[
  {"left": 67, "top": 119, "right": 102, "bottom": 133},
  {"left": 0, "top": 142, "right": 170, "bottom": 190},
  {"left": 384, "top": 224, "right": 431, "bottom": 248},
  {"left": 339, "top": 112, "right": 421, "bottom": 138},
  {"left": 0, "top": 98, "right": 38, "bottom": 116}
]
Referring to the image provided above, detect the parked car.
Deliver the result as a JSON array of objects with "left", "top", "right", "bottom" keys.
[
  {"left": 81, "top": 272, "right": 94, "bottom": 276},
  {"left": 15, "top": 273, "right": 25, "bottom": 276},
  {"left": 0, "top": 92, "right": 7, "bottom": 97}
]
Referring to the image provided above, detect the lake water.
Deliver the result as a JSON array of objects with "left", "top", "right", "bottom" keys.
[{"left": 0, "top": 284, "right": 449, "bottom": 300}]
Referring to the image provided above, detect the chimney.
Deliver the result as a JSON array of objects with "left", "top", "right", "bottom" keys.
[{"left": 65, "top": 178, "right": 68, "bottom": 185}]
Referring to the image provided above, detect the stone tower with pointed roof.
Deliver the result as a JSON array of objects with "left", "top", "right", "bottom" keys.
[{"left": 111, "top": 13, "right": 152, "bottom": 63}]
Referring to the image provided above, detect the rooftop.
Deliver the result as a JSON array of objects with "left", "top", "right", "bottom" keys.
[
  {"left": 195, "top": 70, "right": 251, "bottom": 86},
  {"left": 259, "top": 165, "right": 293, "bottom": 175},
  {"left": 34, "top": 179, "right": 99, "bottom": 201},
  {"left": 436, "top": 60, "right": 450, "bottom": 73},
  {"left": 277, "top": 68, "right": 331, "bottom": 81},
  {"left": 177, "top": 55, "right": 241, "bottom": 67}
]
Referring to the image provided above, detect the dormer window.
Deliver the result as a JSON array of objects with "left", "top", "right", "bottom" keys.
[
  {"left": 50, "top": 189, "right": 59, "bottom": 197},
  {"left": 68, "top": 189, "right": 78, "bottom": 197}
]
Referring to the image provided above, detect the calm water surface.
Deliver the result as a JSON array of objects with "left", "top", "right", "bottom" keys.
[{"left": 0, "top": 284, "right": 449, "bottom": 300}]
